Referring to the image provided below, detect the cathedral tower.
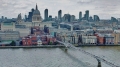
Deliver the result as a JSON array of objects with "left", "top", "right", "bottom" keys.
[{"left": 32, "top": 4, "right": 42, "bottom": 22}]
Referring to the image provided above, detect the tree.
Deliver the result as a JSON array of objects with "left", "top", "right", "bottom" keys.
[
  {"left": 10, "top": 41, "right": 16, "bottom": 46},
  {"left": 49, "top": 41, "right": 53, "bottom": 45},
  {"left": 19, "top": 41, "right": 23, "bottom": 46},
  {"left": 54, "top": 42, "right": 58, "bottom": 45}
]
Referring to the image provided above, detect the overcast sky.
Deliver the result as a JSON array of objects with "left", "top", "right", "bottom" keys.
[{"left": 0, "top": 0, "right": 120, "bottom": 19}]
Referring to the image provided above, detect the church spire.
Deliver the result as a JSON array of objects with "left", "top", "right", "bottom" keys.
[{"left": 36, "top": 3, "right": 38, "bottom": 10}]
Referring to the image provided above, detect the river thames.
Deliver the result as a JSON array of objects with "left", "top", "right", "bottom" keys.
[{"left": 0, "top": 46, "right": 119, "bottom": 67}]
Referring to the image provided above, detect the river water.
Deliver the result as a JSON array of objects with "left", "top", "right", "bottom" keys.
[{"left": 0, "top": 46, "right": 120, "bottom": 67}]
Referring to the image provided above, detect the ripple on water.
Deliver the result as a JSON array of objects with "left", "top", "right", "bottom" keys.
[
  {"left": 0, "top": 48, "right": 92, "bottom": 67},
  {"left": 0, "top": 47, "right": 119, "bottom": 67}
]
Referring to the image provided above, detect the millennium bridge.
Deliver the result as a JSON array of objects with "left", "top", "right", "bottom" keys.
[{"left": 56, "top": 40, "right": 120, "bottom": 67}]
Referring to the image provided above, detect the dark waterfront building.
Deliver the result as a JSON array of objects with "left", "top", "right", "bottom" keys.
[
  {"left": 79, "top": 11, "right": 82, "bottom": 21},
  {"left": 44, "top": 9, "right": 48, "bottom": 21}
]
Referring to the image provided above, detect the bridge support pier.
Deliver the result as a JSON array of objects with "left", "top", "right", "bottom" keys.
[{"left": 97, "top": 59, "right": 102, "bottom": 67}]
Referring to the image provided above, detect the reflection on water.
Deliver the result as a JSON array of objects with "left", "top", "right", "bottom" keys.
[
  {"left": 0, "top": 48, "right": 93, "bottom": 67},
  {"left": 0, "top": 46, "right": 119, "bottom": 67}
]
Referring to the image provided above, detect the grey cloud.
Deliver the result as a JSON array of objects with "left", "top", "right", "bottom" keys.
[{"left": 77, "top": 0, "right": 95, "bottom": 4}]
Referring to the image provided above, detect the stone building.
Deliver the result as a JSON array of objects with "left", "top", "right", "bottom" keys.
[
  {"left": 1, "top": 22, "right": 15, "bottom": 31},
  {"left": 32, "top": 4, "right": 42, "bottom": 23},
  {"left": 0, "top": 31, "right": 20, "bottom": 41}
]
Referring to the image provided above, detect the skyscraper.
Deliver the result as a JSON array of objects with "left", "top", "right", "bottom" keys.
[
  {"left": 63, "top": 14, "right": 71, "bottom": 22},
  {"left": 25, "top": 15, "right": 27, "bottom": 19},
  {"left": 27, "top": 8, "right": 34, "bottom": 22},
  {"left": 71, "top": 15, "right": 75, "bottom": 22},
  {"left": 67, "top": 14, "right": 71, "bottom": 22},
  {"left": 58, "top": 10, "right": 62, "bottom": 22},
  {"left": 28, "top": 12, "right": 32, "bottom": 22},
  {"left": 1, "top": 16, "right": 4, "bottom": 20},
  {"left": 5, "top": 17, "right": 7, "bottom": 20},
  {"left": 44, "top": 9, "right": 48, "bottom": 21},
  {"left": 94, "top": 15, "right": 100, "bottom": 22},
  {"left": 17, "top": 13, "right": 22, "bottom": 23},
  {"left": 83, "top": 14, "right": 86, "bottom": 20},
  {"left": 111, "top": 17, "right": 118, "bottom": 22},
  {"left": 49, "top": 15, "right": 52, "bottom": 21},
  {"left": 79, "top": 11, "right": 82, "bottom": 21},
  {"left": 25, "top": 15, "right": 27, "bottom": 22},
  {"left": 85, "top": 10, "right": 89, "bottom": 21},
  {"left": 31, "top": 8, "right": 34, "bottom": 13},
  {"left": 89, "top": 16, "right": 93, "bottom": 22}
]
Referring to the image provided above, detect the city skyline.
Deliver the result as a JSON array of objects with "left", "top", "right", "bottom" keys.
[{"left": 0, "top": 0, "right": 120, "bottom": 19}]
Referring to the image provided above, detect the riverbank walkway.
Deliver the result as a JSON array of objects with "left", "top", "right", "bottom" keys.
[{"left": 0, "top": 45, "right": 65, "bottom": 48}]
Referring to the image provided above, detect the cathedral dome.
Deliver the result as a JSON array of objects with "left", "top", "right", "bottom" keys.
[
  {"left": 33, "top": 10, "right": 40, "bottom": 15},
  {"left": 32, "top": 4, "right": 43, "bottom": 22}
]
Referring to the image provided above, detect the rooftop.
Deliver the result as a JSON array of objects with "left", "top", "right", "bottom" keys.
[
  {"left": 0, "top": 41, "right": 12, "bottom": 45},
  {"left": 3, "top": 23, "right": 14, "bottom": 26},
  {"left": 0, "top": 31, "right": 20, "bottom": 34}
]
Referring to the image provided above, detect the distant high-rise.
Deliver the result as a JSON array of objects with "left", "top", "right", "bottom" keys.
[
  {"left": 17, "top": 13, "right": 22, "bottom": 23},
  {"left": 54, "top": 16, "right": 57, "bottom": 21},
  {"left": 85, "top": 10, "right": 89, "bottom": 21},
  {"left": 94, "top": 15, "right": 100, "bottom": 22},
  {"left": 44, "top": 9, "right": 48, "bottom": 21},
  {"left": 83, "top": 14, "right": 86, "bottom": 20},
  {"left": 25, "top": 15, "right": 27, "bottom": 19},
  {"left": 63, "top": 14, "right": 71, "bottom": 22},
  {"left": 71, "top": 15, "right": 75, "bottom": 22},
  {"left": 49, "top": 15, "right": 52, "bottom": 21},
  {"left": 55, "top": 16, "right": 57, "bottom": 19},
  {"left": 79, "top": 11, "right": 82, "bottom": 21},
  {"left": 1, "top": 16, "right": 4, "bottom": 20},
  {"left": 111, "top": 17, "right": 118, "bottom": 22},
  {"left": 89, "top": 16, "right": 93, "bottom": 22},
  {"left": 27, "top": 8, "right": 35, "bottom": 22},
  {"left": 28, "top": 12, "right": 32, "bottom": 22},
  {"left": 17, "top": 13, "right": 22, "bottom": 20},
  {"left": 58, "top": 10, "right": 62, "bottom": 22},
  {"left": 25, "top": 15, "right": 27, "bottom": 22},
  {"left": 5, "top": 17, "right": 7, "bottom": 20},
  {"left": 31, "top": 8, "right": 34, "bottom": 13}
]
